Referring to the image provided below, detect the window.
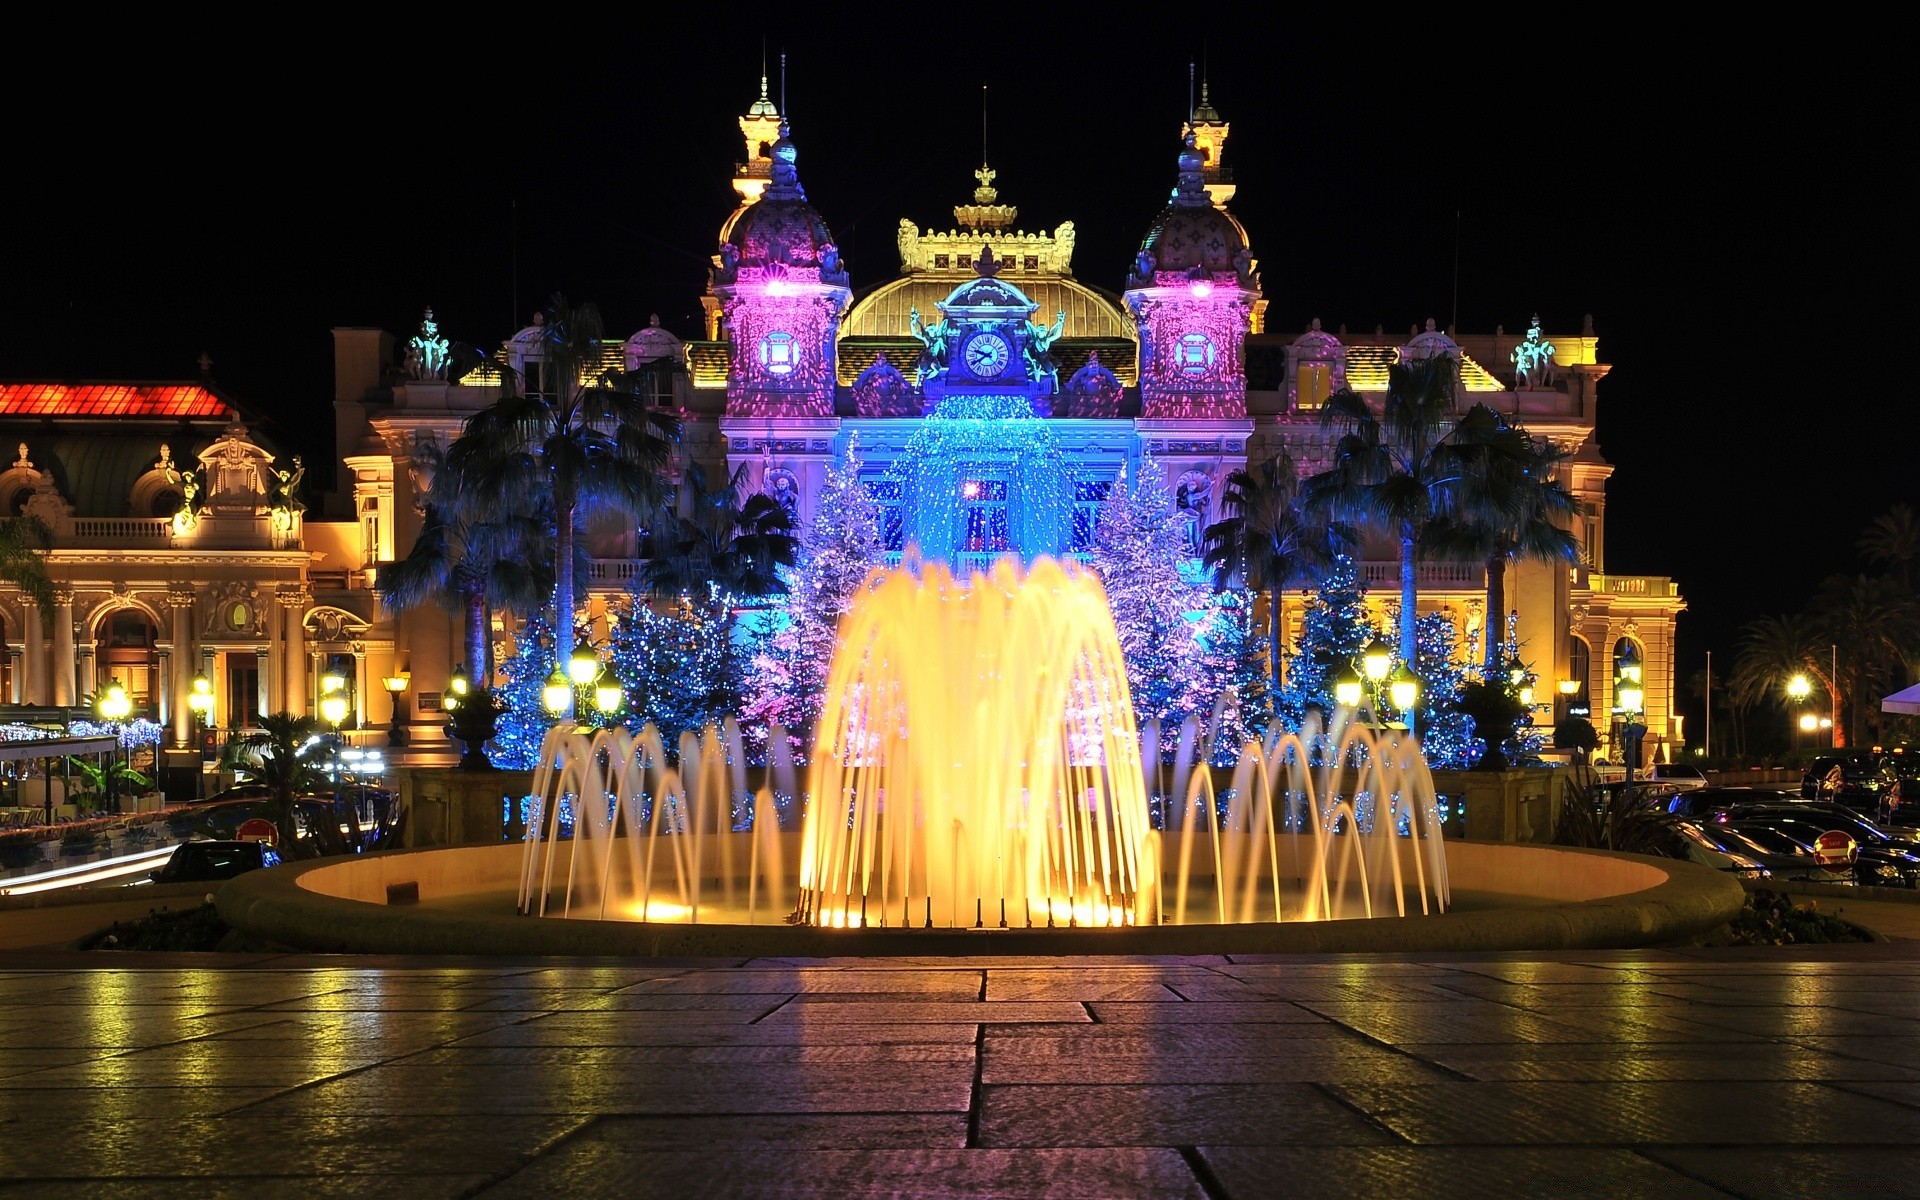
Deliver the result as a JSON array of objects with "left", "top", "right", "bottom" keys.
[
  {"left": 107, "top": 612, "right": 155, "bottom": 648},
  {"left": 959, "top": 479, "right": 1009, "bottom": 554},
  {"left": 758, "top": 331, "right": 798, "bottom": 376},
  {"left": 150, "top": 489, "right": 182, "bottom": 518},
  {"left": 1071, "top": 479, "right": 1112, "bottom": 551},
  {"left": 934, "top": 254, "right": 949, "bottom": 269},
  {"left": 1175, "top": 332, "right": 1216, "bottom": 376},
  {"left": 1297, "top": 362, "right": 1332, "bottom": 409},
  {"left": 865, "top": 479, "right": 904, "bottom": 552},
  {"left": 1023, "top": 256, "right": 1038, "bottom": 271},
  {"left": 1567, "top": 636, "right": 1591, "bottom": 713}
]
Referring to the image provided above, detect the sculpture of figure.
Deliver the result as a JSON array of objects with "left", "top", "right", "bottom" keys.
[
  {"left": 407, "top": 308, "right": 452, "bottom": 381},
  {"left": 908, "top": 306, "right": 951, "bottom": 387},
  {"left": 1053, "top": 221, "right": 1076, "bottom": 273},
  {"left": 820, "top": 243, "right": 843, "bottom": 282},
  {"left": 897, "top": 218, "right": 920, "bottom": 270},
  {"left": 1134, "top": 249, "right": 1157, "bottom": 282},
  {"left": 271, "top": 456, "right": 307, "bottom": 516},
  {"left": 1509, "top": 316, "right": 1558, "bottom": 390},
  {"left": 765, "top": 470, "right": 800, "bottom": 524},
  {"left": 1022, "top": 309, "right": 1066, "bottom": 394}
]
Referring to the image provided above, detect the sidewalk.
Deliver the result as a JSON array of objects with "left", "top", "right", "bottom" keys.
[{"left": 2, "top": 944, "right": 1918, "bottom": 1197}]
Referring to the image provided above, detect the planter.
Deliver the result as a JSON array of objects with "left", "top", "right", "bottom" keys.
[{"left": 1430, "top": 766, "right": 1574, "bottom": 844}]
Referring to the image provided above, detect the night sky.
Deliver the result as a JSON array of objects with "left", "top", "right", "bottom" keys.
[{"left": 4, "top": 15, "right": 1909, "bottom": 737}]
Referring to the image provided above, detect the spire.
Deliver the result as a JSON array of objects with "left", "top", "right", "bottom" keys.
[
  {"left": 734, "top": 60, "right": 785, "bottom": 204},
  {"left": 1181, "top": 78, "right": 1234, "bottom": 208},
  {"left": 766, "top": 120, "right": 804, "bottom": 199},
  {"left": 954, "top": 85, "right": 1015, "bottom": 231},
  {"left": 1173, "top": 131, "right": 1209, "bottom": 208}
]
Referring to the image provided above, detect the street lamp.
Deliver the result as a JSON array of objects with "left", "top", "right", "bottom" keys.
[
  {"left": 543, "top": 667, "right": 572, "bottom": 717},
  {"left": 187, "top": 674, "right": 215, "bottom": 800},
  {"left": 320, "top": 671, "right": 349, "bottom": 786},
  {"left": 1557, "top": 677, "right": 1580, "bottom": 723},
  {"left": 1786, "top": 674, "right": 1812, "bottom": 754},
  {"left": 446, "top": 664, "right": 470, "bottom": 710},
  {"left": 1614, "top": 645, "right": 1645, "bottom": 780},
  {"left": 593, "top": 667, "right": 625, "bottom": 715},
  {"left": 1332, "top": 664, "right": 1364, "bottom": 710},
  {"left": 382, "top": 671, "right": 411, "bottom": 748},
  {"left": 1362, "top": 638, "right": 1393, "bottom": 685},
  {"left": 1388, "top": 664, "right": 1420, "bottom": 726},
  {"left": 97, "top": 682, "right": 132, "bottom": 813}
]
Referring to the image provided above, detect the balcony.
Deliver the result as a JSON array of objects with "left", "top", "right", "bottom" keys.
[
  {"left": 64, "top": 518, "right": 173, "bottom": 545},
  {"left": 1583, "top": 573, "right": 1680, "bottom": 598},
  {"left": 1360, "top": 561, "right": 1485, "bottom": 587}
]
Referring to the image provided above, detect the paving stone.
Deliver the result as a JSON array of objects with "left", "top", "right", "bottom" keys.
[
  {"left": 627, "top": 970, "right": 984, "bottom": 997},
  {"left": 1642, "top": 1148, "right": 1920, "bottom": 1199},
  {"left": 1084, "top": 1002, "right": 1327, "bottom": 1024},
  {"left": 1326, "top": 1080, "right": 1920, "bottom": 1144},
  {"left": 759, "top": 1000, "right": 1088, "bottom": 1024},
  {"left": 0, "top": 1086, "right": 285, "bottom": 1121},
  {"left": 1824, "top": 1079, "right": 1920, "bottom": 1109},
  {"left": 407, "top": 1043, "right": 976, "bottom": 1067},
  {"left": 0, "top": 1114, "right": 586, "bottom": 1179},
  {"left": 1652, "top": 1005, "right": 1920, "bottom": 1038},
  {"left": 478, "top": 1147, "right": 1204, "bottom": 1199},
  {"left": 981, "top": 1042, "right": 1448, "bottom": 1086},
  {"left": 1397, "top": 1042, "right": 1920, "bottom": 1082},
  {"left": 1297, "top": 1000, "right": 1600, "bottom": 1045},
  {"left": 0, "top": 1176, "right": 498, "bottom": 1198},
  {"left": 984, "top": 977, "right": 1185, "bottom": 1001},
  {"left": 1199, "top": 1145, "right": 1722, "bottom": 1199},
  {"left": 544, "top": 1113, "right": 972, "bottom": 1151},
  {"left": 977, "top": 1083, "right": 1398, "bottom": 1147},
  {"left": 451, "top": 1019, "right": 982, "bottom": 1047},
  {"left": 1787, "top": 1036, "right": 1920, "bottom": 1069}
]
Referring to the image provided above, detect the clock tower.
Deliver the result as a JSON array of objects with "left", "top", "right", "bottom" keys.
[{"left": 912, "top": 246, "right": 1064, "bottom": 416}]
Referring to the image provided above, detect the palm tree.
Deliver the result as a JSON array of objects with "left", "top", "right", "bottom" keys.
[
  {"left": 1432, "top": 427, "right": 1581, "bottom": 672},
  {"left": 0, "top": 514, "right": 54, "bottom": 629},
  {"left": 1860, "top": 503, "right": 1920, "bottom": 592},
  {"left": 1303, "top": 352, "right": 1511, "bottom": 662},
  {"left": 1728, "top": 613, "right": 1836, "bottom": 745},
  {"left": 378, "top": 468, "right": 554, "bottom": 686},
  {"left": 1201, "top": 449, "right": 1344, "bottom": 695},
  {"left": 443, "top": 294, "right": 679, "bottom": 712},
  {"left": 1814, "top": 573, "right": 1920, "bottom": 745},
  {"left": 218, "top": 713, "right": 327, "bottom": 855},
  {"left": 642, "top": 463, "right": 798, "bottom": 617}
]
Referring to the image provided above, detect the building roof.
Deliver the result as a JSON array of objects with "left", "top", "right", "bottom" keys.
[{"left": 0, "top": 383, "right": 232, "bottom": 420}]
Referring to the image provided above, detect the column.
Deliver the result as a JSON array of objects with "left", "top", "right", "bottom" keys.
[
  {"left": 22, "top": 599, "right": 45, "bottom": 706},
  {"left": 263, "top": 598, "right": 283, "bottom": 721},
  {"left": 283, "top": 592, "right": 308, "bottom": 716},
  {"left": 7, "top": 648, "right": 21, "bottom": 704},
  {"left": 170, "top": 593, "right": 196, "bottom": 747},
  {"left": 75, "top": 644, "right": 95, "bottom": 703},
  {"left": 255, "top": 647, "right": 271, "bottom": 721},
  {"left": 51, "top": 591, "right": 74, "bottom": 707},
  {"left": 154, "top": 649, "right": 170, "bottom": 728},
  {"left": 352, "top": 643, "right": 368, "bottom": 729}
]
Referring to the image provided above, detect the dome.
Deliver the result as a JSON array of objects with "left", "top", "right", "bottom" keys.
[
  {"left": 723, "top": 122, "right": 847, "bottom": 282},
  {"left": 1127, "top": 135, "right": 1249, "bottom": 289},
  {"left": 937, "top": 246, "right": 1036, "bottom": 313}
]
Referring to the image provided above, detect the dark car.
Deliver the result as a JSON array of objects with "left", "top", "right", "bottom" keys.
[
  {"left": 149, "top": 840, "right": 280, "bottom": 883},
  {"left": 1720, "top": 801, "right": 1920, "bottom": 858},
  {"left": 1666, "top": 786, "right": 1803, "bottom": 820},
  {"left": 1722, "top": 817, "right": 1920, "bottom": 889},
  {"left": 1801, "top": 753, "right": 1897, "bottom": 812},
  {"left": 1679, "top": 822, "right": 1832, "bottom": 885},
  {"left": 165, "top": 797, "right": 354, "bottom": 856}
]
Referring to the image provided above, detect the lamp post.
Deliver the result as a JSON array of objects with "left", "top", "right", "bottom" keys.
[
  {"left": 187, "top": 674, "right": 214, "bottom": 799},
  {"left": 1786, "top": 674, "right": 1811, "bottom": 755},
  {"left": 97, "top": 682, "right": 132, "bottom": 813},
  {"left": 1614, "top": 645, "right": 1645, "bottom": 780},
  {"left": 1557, "top": 677, "right": 1580, "bottom": 724},
  {"left": 382, "top": 671, "right": 411, "bottom": 748},
  {"left": 1388, "top": 664, "right": 1421, "bottom": 734},
  {"left": 320, "top": 670, "right": 349, "bottom": 788}
]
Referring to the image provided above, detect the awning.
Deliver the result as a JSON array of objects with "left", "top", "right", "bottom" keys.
[
  {"left": 1884, "top": 682, "right": 1920, "bottom": 715},
  {"left": 0, "top": 735, "right": 118, "bottom": 762}
]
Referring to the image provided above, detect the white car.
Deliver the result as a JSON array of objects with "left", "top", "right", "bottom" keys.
[{"left": 1645, "top": 762, "right": 1708, "bottom": 791}]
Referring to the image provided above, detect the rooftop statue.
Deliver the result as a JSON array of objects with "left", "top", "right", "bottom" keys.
[
  {"left": 1022, "top": 309, "right": 1066, "bottom": 394},
  {"left": 406, "top": 309, "right": 452, "bottom": 381},
  {"left": 1510, "top": 316, "right": 1558, "bottom": 390},
  {"left": 908, "top": 306, "right": 953, "bottom": 388},
  {"left": 271, "top": 455, "right": 307, "bottom": 517}
]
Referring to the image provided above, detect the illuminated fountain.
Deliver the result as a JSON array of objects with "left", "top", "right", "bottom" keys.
[{"left": 517, "top": 556, "right": 1448, "bottom": 932}]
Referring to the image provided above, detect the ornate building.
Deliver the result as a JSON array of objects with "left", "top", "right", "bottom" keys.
[{"left": 1, "top": 77, "right": 1684, "bottom": 794}]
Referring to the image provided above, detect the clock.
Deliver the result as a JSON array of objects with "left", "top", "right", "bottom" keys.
[{"left": 962, "top": 331, "right": 1012, "bottom": 381}]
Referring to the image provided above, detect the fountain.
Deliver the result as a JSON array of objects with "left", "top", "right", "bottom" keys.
[
  {"left": 218, "top": 557, "right": 1744, "bottom": 956},
  {"left": 516, "top": 556, "right": 1449, "bottom": 934}
]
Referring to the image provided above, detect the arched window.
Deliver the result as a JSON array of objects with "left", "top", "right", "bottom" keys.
[{"left": 1566, "top": 635, "right": 1591, "bottom": 714}]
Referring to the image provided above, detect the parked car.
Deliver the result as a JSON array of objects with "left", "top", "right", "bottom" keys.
[
  {"left": 1801, "top": 753, "right": 1898, "bottom": 812},
  {"left": 1719, "top": 802, "right": 1920, "bottom": 859},
  {"left": 1705, "top": 822, "right": 1861, "bottom": 886},
  {"left": 164, "top": 797, "right": 354, "bottom": 856},
  {"left": 149, "top": 839, "right": 279, "bottom": 883},
  {"left": 1666, "top": 786, "right": 1802, "bottom": 820},
  {"left": 1671, "top": 822, "right": 1771, "bottom": 879},
  {"left": 1645, "top": 763, "right": 1708, "bottom": 791},
  {"left": 1721, "top": 817, "right": 1920, "bottom": 889}
]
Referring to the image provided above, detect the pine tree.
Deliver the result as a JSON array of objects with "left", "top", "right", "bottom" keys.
[
  {"left": 1090, "top": 453, "right": 1203, "bottom": 732},
  {"left": 490, "top": 609, "right": 558, "bottom": 769},
  {"left": 1412, "top": 611, "right": 1476, "bottom": 768},
  {"left": 740, "top": 440, "right": 886, "bottom": 752},
  {"left": 1190, "top": 588, "right": 1271, "bottom": 762},
  {"left": 1274, "top": 554, "right": 1380, "bottom": 731},
  {"left": 611, "top": 590, "right": 745, "bottom": 747}
]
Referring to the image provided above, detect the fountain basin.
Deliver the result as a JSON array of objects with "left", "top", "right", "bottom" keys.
[{"left": 217, "top": 839, "right": 1745, "bottom": 957}]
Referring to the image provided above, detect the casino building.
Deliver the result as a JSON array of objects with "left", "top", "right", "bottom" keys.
[{"left": 0, "top": 75, "right": 1683, "bottom": 794}]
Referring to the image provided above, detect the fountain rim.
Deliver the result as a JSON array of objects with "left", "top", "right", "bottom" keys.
[{"left": 216, "top": 841, "right": 1746, "bottom": 958}]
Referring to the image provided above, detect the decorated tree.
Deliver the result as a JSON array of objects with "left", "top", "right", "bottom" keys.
[
  {"left": 741, "top": 440, "right": 885, "bottom": 751},
  {"left": 1411, "top": 611, "right": 1476, "bottom": 768},
  {"left": 1273, "top": 554, "right": 1380, "bottom": 731},
  {"left": 611, "top": 589, "right": 745, "bottom": 747},
  {"left": 1189, "top": 588, "right": 1272, "bottom": 762},
  {"left": 1089, "top": 454, "right": 1203, "bottom": 732},
  {"left": 489, "top": 609, "right": 558, "bottom": 769}
]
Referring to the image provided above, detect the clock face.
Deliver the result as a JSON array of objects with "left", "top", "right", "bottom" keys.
[{"left": 963, "top": 332, "right": 1011, "bottom": 380}]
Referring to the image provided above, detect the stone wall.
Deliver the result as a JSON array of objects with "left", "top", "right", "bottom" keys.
[{"left": 392, "top": 767, "right": 535, "bottom": 849}]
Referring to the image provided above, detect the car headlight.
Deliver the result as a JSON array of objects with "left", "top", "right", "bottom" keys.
[{"left": 1875, "top": 863, "right": 1902, "bottom": 879}]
